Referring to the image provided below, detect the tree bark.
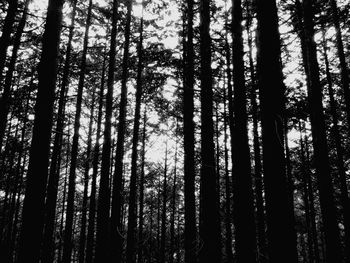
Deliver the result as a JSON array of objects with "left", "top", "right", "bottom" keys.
[
  {"left": 246, "top": 11, "right": 267, "bottom": 261},
  {"left": 223, "top": 88, "right": 233, "bottom": 263},
  {"left": 300, "top": 0, "right": 342, "bottom": 261},
  {"left": 125, "top": 5, "right": 144, "bottom": 262},
  {"left": 94, "top": 0, "right": 119, "bottom": 261},
  {"left": 183, "top": 0, "right": 197, "bottom": 262},
  {"left": 62, "top": 0, "right": 93, "bottom": 259},
  {"left": 137, "top": 108, "right": 147, "bottom": 263},
  {"left": 110, "top": 0, "right": 132, "bottom": 261},
  {"left": 78, "top": 82, "right": 96, "bottom": 263},
  {"left": 0, "top": 0, "right": 18, "bottom": 87},
  {"left": 322, "top": 34, "right": 350, "bottom": 262},
  {"left": 41, "top": 1, "right": 77, "bottom": 261},
  {"left": 85, "top": 48, "right": 107, "bottom": 263},
  {"left": 160, "top": 141, "right": 168, "bottom": 263},
  {"left": 0, "top": 0, "right": 29, "bottom": 149},
  {"left": 255, "top": 0, "right": 298, "bottom": 261},
  {"left": 329, "top": 0, "right": 350, "bottom": 138},
  {"left": 199, "top": 0, "right": 222, "bottom": 262},
  {"left": 17, "top": 1, "right": 64, "bottom": 262},
  {"left": 170, "top": 124, "right": 178, "bottom": 263},
  {"left": 231, "top": 0, "right": 257, "bottom": 261}
]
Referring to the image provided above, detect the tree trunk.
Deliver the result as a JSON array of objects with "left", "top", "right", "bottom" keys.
[
  {"left": 78, "top": 84, "right": 96, "bottom": 263},
  {"left": 160, "top": 141, "right": 168, "bottom": 263},
  {"left": 126, "top": 7, "right": 144, "bottom": 262},
  {"left": 183, "top": 0, "right": 197, "bottom": 262},
  {"left": 300, "top": 0, "right": 342, "bottom": 261},
  {"left": 322, "top": 34, "right": 350, "bottom": 262},
  {"left": 255, "top": 0, "right": 298, "bottom": 261},
  {"left": 85, "top": 48, "right": 107, "bottom": 263},
  {"left": 17, "top": 1, "right": 64, "bottom": 262},
  {"left": 41, "top": 1, "right": 77, "bottom": 261},
  {"left": 304, "top": 132, "right": 321, "bottom": 263},
  {"left": 110, "top": 0, "right": 132, "bottom": 261},
  {"left": 298, "top": 120, "right": 315, "bottom": 263},
  {"left": 329, "top": 0, "right": 350, "bottom": 138},
  {"left": 199, "top": 0, "right": 221, "bottom": 262},
  {"left": 94, "top": 0, "right": 119, "bottom": 261},
  {"left": 0, "top": 0, "right": 18, "bottom": 86},
  {"left": 223, "top": 88, "right": 233, "bottom": 263},
  {"left": 170, "top": 125, "right": 178, "bottom": 263},
  {"left": 58, "top": 146, "right": 70, "bottom": 263},
  {"left": 0, "top": 0, "right": 30, "bottom": 149},
  {"left": 137, "top": 108, "right": 147, "bottom": 263},
  {"left": 231, "top": 0, "right": 257, "bottom": 261},
  {"left": 246, "top": 10, "right": 267, "bottom": 261},
  {"left": 62, "top": 0, "right": 93, "bottom": 259}
]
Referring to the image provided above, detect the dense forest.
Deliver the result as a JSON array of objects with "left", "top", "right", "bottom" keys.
[{"left": 0, "top": 0, "right": 349, "bottom": 262}]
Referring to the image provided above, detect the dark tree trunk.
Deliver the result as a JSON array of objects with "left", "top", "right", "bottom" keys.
[
  {"left": 183, "top": 0, "right": 197, "bottom": 262},
  {"left": 110, "top": 0, "right": 132, "bottom": 261},
  {"left": 215, "top": 103, "right": 221, "bottom": 202},
  {"left": 298, "top": 120, "right": 314, "bottom": 263},
  {"left": 199, "top": 0, "right": 221, "bottom": 262},
  {"left": 17, "top": 1, "right": 64, "bottom": 262},
  {"left": 329, "top": 0, "right": 350, "bottom": 138},
  {"left": 157, "top": 174, "right": 162, "bottom": 262},
  {"left": 255, "top": 0, "right": 298, "bottom": 261},
  {"left": 304, "top": 132, "right": 321, "bottom": 263},
  {"left": 231, "top": 0, "right": 257, "bottom": 261},
  {"left": 78, "top": 82, "right": 96, "bottom": 263},
  {"left": 223, "top": 88, "right": 233, "bottom": 263},
  {"left": 62, "top": 0, "right": 93, "bottom": 259},
  {"left": 137, "top": 108, "right": 147, "bottom": 263},
  {"left": 58, "top": 147, "right": 70, "bottom": 263},
  {"left": 6, "top": 92, "right": 30, "bottom": 263},
  {"left": 94, "top": 0, "right": 119, "bottom": 261},
  {"left": 170, "top": 125, "right": 178, "bottom": 263},
  {"left": 0, "top": 0, "right": 18, "bottom": 86},
  {"left": 41, "top": 1, "right": 77, "bottom": 261},
  {"left": 125, "top": 7, "right": 144, "bottom": 262},
  {"left": 0, "top": 0, "right": 29, "bottom": 149},
  {"left": 300, "top": 0, "right": 342, "bottom": 261},
  {"left": 283, "top": 119, "right": 298, "bottom": 252},
  {"left": 322, "top": 34, "right": 350, "bottom": 261},
  {"left": 246, "top": 13, "right": 267, "bottom": 261},
  {"left": 85, "top": 49, "right": 107, "bottom": 263},
  {"left": 160, "top": 142, "right": 168, "bottom": 263}
]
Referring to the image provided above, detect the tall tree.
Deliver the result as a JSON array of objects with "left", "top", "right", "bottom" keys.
[
  {"left": 231, "top": 0, "right": 257, "bottom": 261},
  {"left": 17, "top": 0, "right": 65, "bottom": 262},
  {"left": 300, "top": 0, "right": 342, "bottom": 260},
  {"left": 322, "top": 34, "right": 350, "bottom": 261},
  {"left": 223, "top": 88, "right": 233, "bottom": 263},
  {"left": 137, "top": 107, "right": 147, "bottom": 263},
  {"left": 41, "top": 1, "right": 78, "bottom": 261},
  {"left": 246, "top": 9, "right": 267, "bottom": 261},
  {"left": 78, "top": 85, "right": 96, "bottom": 263},
  {"left": 199, "top": 0, "right": 222, "bottom": 262},
  {"left": 125, "top": 4, "right": 144, "bottom": 262},
  {"left": 110, "top": 0, "right": 132, "bottom": 261},
  {"left": 329, "top": 0, "right": 350, "bottom": 138},
  {"left": 85, "top": 49, "right": 107, "bottom": 263},
  {"left": 94, "top": 0, "right": 119, "bottom": 261},
  {"left": 62, "top": 0, "right": 93, "bottom": 260},
  {"left": 170, "top": 124, "right": 178, "bottom": 263},
  {"left": 255, "top": 0, "right": 298, "bottom": 261},
  {"left": 0, "top": 0, "right": 18, "bottom": 87},
  {"left": 0, "top": 0, "right": 30, "bottom": 149},
  {"left": 183, "top": 0, "right": 197, "bottom": 262},
  {"left": 160, "top": 141, "right": 168, "bottom": 263}
]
